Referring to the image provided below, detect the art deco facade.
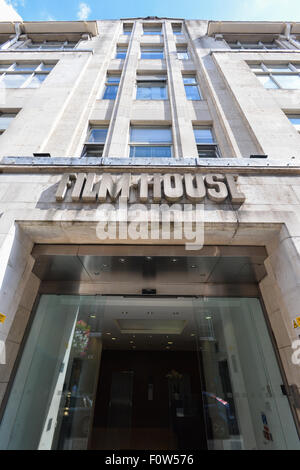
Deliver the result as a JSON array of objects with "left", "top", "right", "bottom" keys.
[{"left": 0, "top": 18, "right": 300, "bottom": 450}]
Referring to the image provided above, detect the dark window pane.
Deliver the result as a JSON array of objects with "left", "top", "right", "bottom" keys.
[
  {"left": 130, "top": 146, "right": 171, "bottom": 158},
  {"left": 185, "top": 85, "right": 201, "bottom": 100},
  {"left": 103, "top": 85, "right": 118, "bottom": 99}
]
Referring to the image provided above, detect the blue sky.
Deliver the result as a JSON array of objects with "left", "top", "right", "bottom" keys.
[{"left": 3, "top": 0, "right": 300, "bottom": 22}]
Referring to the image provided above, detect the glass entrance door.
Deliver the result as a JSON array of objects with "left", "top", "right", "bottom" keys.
[
  {"left": 0, "top": 295, "right": 299, "bottom": 450},
  {"left": 193, "top": 297, "right": 300, "bottom": 450}
]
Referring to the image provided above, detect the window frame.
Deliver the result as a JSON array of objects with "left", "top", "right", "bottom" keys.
[
  {"left": 250, "top": 62, "right": 300, "bottom": 90},
  {"left": 82, "top": 125, "right": 109, "bottom": 158},
  {"left": 0, "top": 111, "right": 18, "bottom": 134},
  {"left": 177, "top": 45, "right": 189, "bottom": 60},
  {"left": 183, "top": 74, "right": 202, "bottom": 100},
  {"left": 286, "top": 114, "right": 300, "bottom": 132},
  {"left": 135, "top": 75, "right": 168, "bottom": 100},
  {"left": 0, "top": 62, "right": 54, "bottom": 89},
  {"left": 129, "top": 125, "right": 173, "bottom": 158},
  {"left": 227, "top": 39, "right": 283, "bottom": 50},
  {"left": 142, "top": 24, "right": 162, "bottom": 36},
  {"left": 193, "top": 126, "right": 220, "bottom": 158},
  {"left": 102, "top": 74, "right": 121, "bottom": 100},
  {"left": 140, "top": 45, "right": 164, "bottom": 60},
  {"left": 115, "top": 45, "right": 128, "bottom": 60},
  {"left": 19, "top": 39, "right": 79, "bottom": 51}
]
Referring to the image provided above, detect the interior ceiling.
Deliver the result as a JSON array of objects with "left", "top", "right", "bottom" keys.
[
  {"left": 79, "top": 296, "right": 218, "bottom": 352},
  {"left": 75, "top": 296, "right": 245, "bottom": 352},
  {"left": 32, "top": 253, "right": 267, "bottom": 285}
]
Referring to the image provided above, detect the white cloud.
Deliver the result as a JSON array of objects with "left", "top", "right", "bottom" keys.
[
  {"left": 77, "top": 2, "right": 91, "bottom": 21},
  {"left": 0, "top": 0, "right": 22, "bottom": 21}
]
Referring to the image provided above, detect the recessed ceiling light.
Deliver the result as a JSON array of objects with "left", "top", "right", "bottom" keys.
[
  {"left": 111, "top": 337, "right": 117, "bottom": 340},
  {"left": 206, "top": 316, "right": 212, "bottom": 320},
  {"left": 191, "top": 265, "right": 197, "bottom": 269},
  {"left": 167, "top": 341, "right": 173, "bottom": 345},
  {"left": 132, "top": 346, "right": 136, "bottom": 349},
  {"left": 106, "top": 332, "right": 111, "bottom": 335},
  {"left": 190, "top": 333, "right": 195, "bottom": 337},
  {"left": 89, "top": 314, "right": 96, "bottom": 318},
  {"left": 119, "top": 258, "right": 126, "bottom": 263},
  {"left": 171, "top": 258, "right": 177, "bottom": 263},
  {"left": 166, "top": 346, "right": 170, "bottom": 349},
  {"left": 130, "top": 340, "right": 134, "bottom": 344},
  {"left": 102, "top": 264, "right": 109, "bottom": 268},
  {"left": 146, "top": 256, "right": 152, "bottom": 261}
]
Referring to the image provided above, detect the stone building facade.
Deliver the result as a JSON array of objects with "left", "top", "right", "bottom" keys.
[{"left": 0, "top": 18, "right": 299, "bottom": 450}]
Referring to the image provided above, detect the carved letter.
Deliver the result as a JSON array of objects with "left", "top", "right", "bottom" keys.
[
  {"left": 152, "top": 173, "right": 162, "bottom": 203},
  {"left": 98, "top": 173, "right": 131, "bottom": 203},
  {"left": 71, "top": 173, "right": 86, "bottom": 201},
  {"left": 205, "top": 174, "right": 228, "bottom": 203},
  {"left": 82, "top": 173, "right": 99, "bottom": 202},
  {"left": 225, "top": 175, "right": 245, "bottom": 204},
  {"left": 184, "top": 174, "right": 206, "bottom": 203},
  {"left": 55, "top": 173, "right": 76, "bottom": 201},
  {"left": 163, "top": 174, "right": 184, "bottom": 202}
]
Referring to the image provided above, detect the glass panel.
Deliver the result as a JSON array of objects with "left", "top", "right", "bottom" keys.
[
  {"left": 0, "top": 64, "right": 12, "bottom": 70},
  {"left": 88, "top": 128, "right": 108, "bottom": 143},
  {"left": 193, "top": 297, "right": 300, "bottom": 450},
  {"left": 27, "top": 74, "right": 47, "bottom": 88},
  {"left": 249, "top": 64, "right": 263, "bottom": 72},
  {"left": 241, "top": 43, "right": 264, "bottom": 49},
  {"left": 197, "top": 146, "right": 218, "bottom": 158},
  {"left": 0, "top": 295, "right": 105, "bottom": 450},
  {"left": 141, "top": 50, "right": 164, "bottom": 59},
  {"left": 130, "top": 146, "right": 172, "bottom": 158},
  {"left": 185, "top": 85, "right": 201, "bottom": 100},
  {"left": 287, "top": 115, "right": 300, "bottom": 131},
  {"left": 256, "top": 75, "right": 278, "bottom": 89},
  {"left": 107, "top": 76, "right": 120, "bottom": 83},
  {"left": 136, "top": 85, "right": 167, "bottom": 100},
  {"left": 0, "top": 74, "right": 28, "bottom": 88},
  {"left": 103, "top": 85, "right": 118, "bottom": 99},
  {"left": 39, "top": 63, "right": 54, "bottom": 71},
  {"left": 177, "top": 52, "right": 189, "bottom": 60},
  {"left": 130, "top": 127, "right": 172, "bottom": 143},
  {"left": 0, "top": 113, "right": 16, "bottom": 130},
  {"left": 194, "top": 128, "right": 214, "bottom": 143},
  {"left": 266, "top": 64, "right": 292, "bottom": 72},
  {"left": 13, "top": 63, "right": 38, "bottom": 71},
  {"left": 183, "top": 76, "right": 197, "bottom": 84},
  {"left": 275, "top": 74, "right": 300, "bottom": 89}
]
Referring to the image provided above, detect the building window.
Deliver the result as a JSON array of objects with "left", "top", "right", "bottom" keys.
[
  {"left": 116, "top": 45, "right": 127, "bottom": 59},
  {"left": 136, "top": 75, "right": 168, "bottom": 100},
  {"left": 286, "top": 114, "right": 300, "bottom": 132},
  {"left": 177, "top": 45, "right": 189, "bottom": 60},
  {"left": 193, "top": 127, "right": 219, "bottom": 158},
  {"left": 130, "top": 126, "right": 172, "bottom": 158},
  {"left": 143, "top": 24, "right": 162, "bottom": 35},
  {"left": 250, "top": 63, "right": 300, "bottom": 89},
  {"left": 0, "top": 62, "right": 54, "bottom": 89},
  {"left": 21, "top": 40, "right": 78, "bottom": 50},
  {"left": 227, "top": 40, "right": 282, "bottom": 50},
  {"left": 123, "top": 24, "right": 133, "bottom": 35},
  {"left": 140, "top": 46, "right": 164, "bottom": 59},
  {"left": 0, "top": 111, "right": 17, "bottom": 134},
  {"left": 102, "top": 74, "right": 120, "bottom": 99},
  {"left": 183, "top": 75, "right": 202, "bottom": 100},
  {"left": 172, "top": 23, "right": 183, "bottom": 35},
  {"left": 82, "top": 126, "right": 108, "bottom": 157}
]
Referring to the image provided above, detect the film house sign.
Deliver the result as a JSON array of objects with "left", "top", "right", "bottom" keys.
[{"left": 55, "top": 172, "right": 246, "bottom": 204}]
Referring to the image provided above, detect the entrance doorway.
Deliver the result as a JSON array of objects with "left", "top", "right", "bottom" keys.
[{"left": 0, "top": 295, "right": 299, "bottom": 450}]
